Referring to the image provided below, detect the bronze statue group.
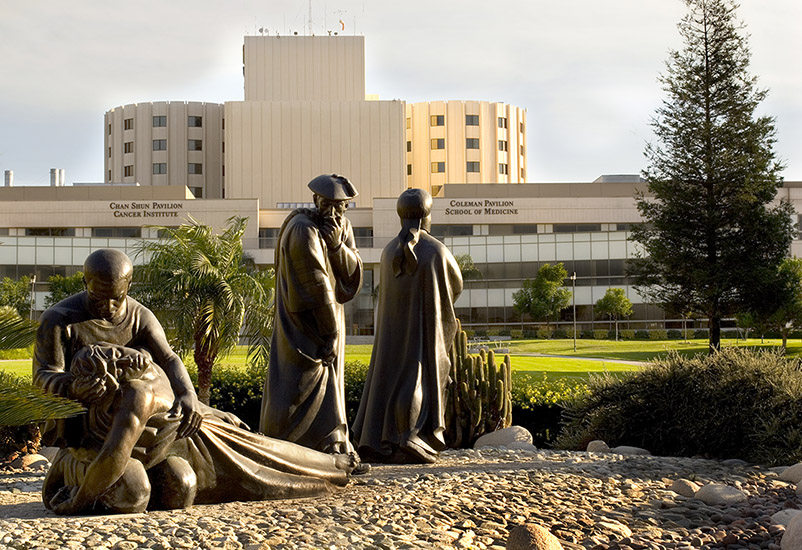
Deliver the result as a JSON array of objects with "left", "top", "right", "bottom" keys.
[{"left": 32, "top": 174, "right": 463, "bottom": 515}]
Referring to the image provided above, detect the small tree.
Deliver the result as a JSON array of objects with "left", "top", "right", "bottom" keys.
[
  {"left": 595, "top": 288, "right": 633, "bottom": 341},
  {"left": 513, "top": 263, "right": 572, "bottom": 331},
  {"left": 44, "top": 272, "right": 85, "bottom": 308},
  {"left": 741, "top": 257, "right": 802, "bottom": 350},
  {"left": 132, "top": 216, "right": 275, "bottom": 404},
  {"left": 0, "top": 276, "right": 31, "bottom": 317},
  {"left": 455, "top": 254, "right": 482, "bottom": 280}
]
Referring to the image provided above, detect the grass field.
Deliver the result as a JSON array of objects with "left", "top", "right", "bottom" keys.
[{"left": 6, "top": 337, "right": 794, "bottom": 381}]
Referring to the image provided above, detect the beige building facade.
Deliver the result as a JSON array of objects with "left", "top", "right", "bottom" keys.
[
  {"left": 105, "top": 102, "right": 224, "bottom": 199},
  {"left": 405, "top": 101, "right": 527, "bottom": 195}
]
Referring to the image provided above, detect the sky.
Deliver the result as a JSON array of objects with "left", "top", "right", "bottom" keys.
[{"left": 1, "top": 0, "right": 800, "bottom": 186}]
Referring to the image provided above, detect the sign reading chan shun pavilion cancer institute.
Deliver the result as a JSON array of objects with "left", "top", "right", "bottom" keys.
[{"left": 109, "top": 201, "right": 185, "bottom": 218}]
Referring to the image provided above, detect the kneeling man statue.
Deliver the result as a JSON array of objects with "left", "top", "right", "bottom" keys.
[{"left": 34, "top": 249, "right": 355, "bottom": 515}]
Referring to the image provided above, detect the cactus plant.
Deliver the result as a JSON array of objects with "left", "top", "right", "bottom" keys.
[{"left": 444, "top": 320, "right": 513, "bottom": 448}]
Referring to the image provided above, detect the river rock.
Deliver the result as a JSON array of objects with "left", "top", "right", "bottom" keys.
[
  {"left": 780, "top": 462, "right": 802, "bottom": 484},
  {"left": 474, "top": 426, "right": 533, "bottom": 449},
  {"left": 506, "top": 524, "right": 563, "bottom": 550},
  {"left": 771, "top": 509, "right": 802, "bottom": 526},
  {"left": 610, "top": 445, "right": 651, "bottom": 456},
  {"left": 782, "top": 510, "right": 802, "bottom": 550},
  {"left": 9, "top": 454, "right": 49, "bottom": 470},
  {"left": 694, "top": 483, "right": 747, "bottom": 506},
  {"left": 586, "top": 440, "right": 610, "bottom": 453},
  {"left": 670, "top": 478, "right": 701, "bottom": 498}
]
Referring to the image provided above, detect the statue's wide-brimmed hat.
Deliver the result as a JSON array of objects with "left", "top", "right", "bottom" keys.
[{"left": 308, "top": 174, "right": 358, "bottom": 201}]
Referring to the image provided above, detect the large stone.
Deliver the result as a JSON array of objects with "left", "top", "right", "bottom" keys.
[
  {"left": 771, "top": 509, "right": 802, "bottom": 526},
  {"left": 506, "top": 524, "right": 563, "bottom": 550},
  {"left": 610, "top": 445, "right": 651, "bottom": 456},
  {"left": 586, "top": 440, "right": 610, "bottom": 453},
  {"left": 474, "top": 426, "right": 533, "bottom": 449},
  {"left": 38, "top": 446, "right": 59, "bottom": 462},
  {"left": 670, "top": 478, "right": 701, "bottom": 498},
  {"left": 780, "top": 462, "right": 802, "bottom": 484},
  {"left": 694, "top": 483, "right": 747, "bottom": 506},
  {"left": 9, "top": 453, "right": 49, "bottom": 470},
  {"left": 782, "top": 511, "right": 802, "bottom": 550}
]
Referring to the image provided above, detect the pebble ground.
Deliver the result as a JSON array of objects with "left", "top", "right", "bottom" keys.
[{"left": 0, "top": 448, "right": 797, "bottom": 550}]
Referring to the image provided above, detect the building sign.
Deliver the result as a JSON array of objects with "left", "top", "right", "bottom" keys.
[
  {"left": 443, "top": 199, "right": 518, "bottom": 216},
  {"left": 109, "top": 201, "right": 185, "bottom": 218}
]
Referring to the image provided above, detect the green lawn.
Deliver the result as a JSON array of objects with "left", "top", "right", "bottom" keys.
[{"left": 3, "top": 338, "right": 795, "bottom": 382}]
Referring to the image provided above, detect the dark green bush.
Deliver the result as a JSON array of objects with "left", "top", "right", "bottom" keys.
[
  {"left": 694, "top": 329, "right": 708, "bottom": 339},
  {"left": 580, "top": 330, "right": 594, "bottom": 339},
  {"left": 475, "top": 329, "right": 488, "bottom": 338},
  {"left": 344, "top": 360, "right": 369, "bottom": 424},
  {"left": 635, "top": 330, "right": 649, "bottom": 340},
  {"left": 551, "top": 328, "right": 567, "bottom": 339},
  {"left": 523, "top": 330, "right": 536, "bottom": 339},
  {"left": 511, "top": 374, "right": 588, "bottom": 447},
  {"left": 186, "top": 362, "right": 266, "bottom": 430},
  {"left": 667, "top": 329, "right": 682, "bottom": 340},
  {"left": 555, "top": 348, "right": 802, "bottom": 464}
]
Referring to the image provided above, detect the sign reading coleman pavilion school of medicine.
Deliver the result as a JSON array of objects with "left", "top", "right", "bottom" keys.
[
  {"left": 109, "top": 201, "right": 185, "bottom": 218},
  {"left": 441, "top": 199, "right": 519, "bottom": 217}
]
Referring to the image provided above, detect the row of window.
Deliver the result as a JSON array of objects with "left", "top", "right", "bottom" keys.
[
  {"left": 424, "top": 115, "right": 525, "bottom": 133},
  {"left": 115, "top": 116, "right": 204, "bottom": 133},
  {"left": 420, "top": 138, "right": 523, "bottom": 154},
  {"left": 426, "top": 162, "right": 518, "bottom": 175},
  {"left": 122, "top": 163, "right": 203, "bottom": 177},
  {"left": 23, "top": 227, "right": 142, "bottom": 238},
  {"left": 120, "top": 139, "right": 204, "bottom": 154}
]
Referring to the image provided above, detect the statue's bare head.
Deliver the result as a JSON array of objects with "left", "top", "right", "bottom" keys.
[
  {"left": 83, "top": 249, "right": 133, "bottom": 322},
  {"left": 396, "top": 188, "right": 432, "bottom": 231}
]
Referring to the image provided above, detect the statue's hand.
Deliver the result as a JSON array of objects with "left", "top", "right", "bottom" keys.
[
  {"left": 169, "top": 392, "right": 203, "bottom": 439},
  {"left": 320, "top": 336, "right": 337, "bottom": 367},
  {"left": 321, "top": 217, "right": 344, "bottom": 250},
  {"left": 211, "top": 408, "right": 251, "bottom": 431},
  {"left": 70, "top": 374, "right": 106, "bottom": 404}
]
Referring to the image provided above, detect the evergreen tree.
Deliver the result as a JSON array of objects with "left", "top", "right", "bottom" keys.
[
  {"left": 628, "top": 0, "right": 794, "bottom": 351},
  {"left": 513, "top": 263, "right": 572, "bottom": 331}
]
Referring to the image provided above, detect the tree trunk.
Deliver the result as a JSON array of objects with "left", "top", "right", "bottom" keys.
[
  {"left": 782, "top": 328, "right": 788, "bottom": 352},
  {"left": 614, "top": 319, "right": 619, "bottom": 341},
  {"left": 194, "top": 335, "right": 215, "bottom": 405},
  {"left": 709, "top": 316, "right": 721, "bottom": 353}
]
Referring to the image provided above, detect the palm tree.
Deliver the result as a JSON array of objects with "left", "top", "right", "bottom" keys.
[
  {"left": 132, "top": 216, "right": 275, "bottom": 404},
  {"left": 0, "top": 307, "right": 85, "bottom": 428}
]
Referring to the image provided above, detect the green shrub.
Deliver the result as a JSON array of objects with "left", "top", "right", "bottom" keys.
[
  {"left": 667, "top": 329, "right": 682, "bottom": 340},
  {"left": 511, "top": 373, "right": 588, "bottom": 447},
  {"left": 486, "top": 329, "right": 501, "bottom": 337},
  {"left": 344, "top": 360, "right": 369, "bottom": 424},
  {"left": 523, "top": 330, "right": 536, "bottom": 339},
  {"left": 555, "top": 348, "right": 802, "bottom": 465},
  {"left": 649, "top": 329, "right": 668, "bottom": 340},
  {"left": 593, "top": 329, "right": 607, "bottom": 340},
  {"left": 463, "top": 329, "right": 475, "bottom": 339},
  {"left": 619, "top": 329, "right": 635, "bottom": 340},
  {"left": 551, "top": 328, "right": 567, "bottom": 339},
  {"left": 635, "top": 330, "right": 649, "bottom": 340},
  {"left": 536, "top": 328, "right": 550, "bottom": 339},
  {"left": 0, "top": 346, "right": 32, "bottom": 361},
  {"left": 580, "top": 330, "right": 594, "bottom": 339},
  {"left": 510, "top": 330, "right": 524, "bottom": 339},
  {"left": 694, "top": 329, "right": 708, "bottom": 339},
  {"left": 475, "top": 329, "right": 488, "bottom": 338}
]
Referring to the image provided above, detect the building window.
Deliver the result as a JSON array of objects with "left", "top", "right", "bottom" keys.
[
  {"left": 25, "top": 228, "right": 75, "bottom": 237},
  {"left": 499, "top": 163, "right": 509, "bottom": 175},
  {"left": 466, "top": 138, "right": 479, "bottom": 149},
  {"left": 153, "top": 139, "right": 167, "bottom": 151},
  {"left": 553, "top": 223, "right": 602, "bottom": 233},
  {"left": 430, "top": 138, "right": 445, "bottom": 150},
  {"left": 188, "top": 139, "right": 203, "bottom": 151},
  {"left": 520, "top": 144, "right": 525, "bottom": 156},
  {"left": 498, "top": 140, "right": 508, "bottom": 152},
  {"left": 124, "top": 141, "right": 133, "bottom": 154},
  {"left": 188, "top": 163, "right": 203, "bottom": 175},
  {"left": 406, "top": 117, "right": 411, "bottom": 129},
  {"left": 124, "top": 118, "right": 133, "bottom": 130},
  {"left": 92, "top": 227, "right": 141, "bottom": 238},
  {"left": 258, "top": 228, "right": 280, "bottom": 249},
  {"left": 108, "top": 169, "right": 112, "bottom": 181},
  {"left": 153, "top": 163, "right": 167, "bottom": 175},
  {"left": 520, "top": 122, "right": 525, "bottom": 133},
  {"left": 498, "top": 117, "right": 507, "bottom": 129},
  {"left": 521, "top": 167, "right": 526, "bottom": 179},
  {"left": 108, "top": 146, "right": 111, "bottom": 158},
  {"left": 407, "top": 164, "right": 412, "bottom": 176},
  {"left": 406, "top": 141, "right": 411, "bottom": 152},
  {"left": 108, "top": 123, "right": 112, "bottom": 135},
  {"left": 153, "top": 115, "right": 167, "bottom": 127},
  {"left": 124, "top": 165, "right": 133, "bottom": 177},
  {"left": 466, "top": 114, "right": 479, "bottom": 126},
  {"left": 430, "top": 115, "right": 444, "bottom": 126},
  {"left": 189, "top": 186, "right": 203, "bottom": 198},
  {"left": 188, "top": 116, "right": 203, "bottom": 127},
  {"left": 430, "top": 225, "right": 473, "bottom": 238},
  {"left": 431, "top": 162, "right": 445, "bottom": 173},
  {"left": 467, "top": 161, "right": 480, "bottom": 173}
]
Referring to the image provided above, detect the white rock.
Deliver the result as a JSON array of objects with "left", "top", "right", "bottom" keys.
[
  {"left": 782, "top": 511, "right": 802, "bottom": 550},
  {"left": 780, "top": 462, "right": 802, "bottom": 484},
  {"left": 507, "top": 441, "right": 538, "bottom": 452},
  {"left": 694, "top": 483, "right": 747, "bottom": 506},
  {"left": 670, "top": 479, "right": 701, "bottom": 498},
  {"left": 38, "top": 446, "right": 59, "bottom": 462},
  {"left": 610, "top": 445, "right": 651, "bottom": 456},
  {"left": 474, "top": 426, "right": 533, "bottom": 449},
  {"left": 506, "top": 524, "right": 563, "bottom": 550},
  {"left": 771, "top": 509, "right": 802, "bottom": 526},
  {"left": 597, "top": 520, "right": 632, "bottom": 538},
  {"left": 9, "top": 454, "right": 49, "bottom": 470},
  {"left": 586, "top": 440, "right": 610, "bottom": 453}
]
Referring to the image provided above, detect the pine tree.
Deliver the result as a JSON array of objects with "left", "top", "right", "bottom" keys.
[{"left": 628, "top": 0, "right": 794, "bottom": 351}]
